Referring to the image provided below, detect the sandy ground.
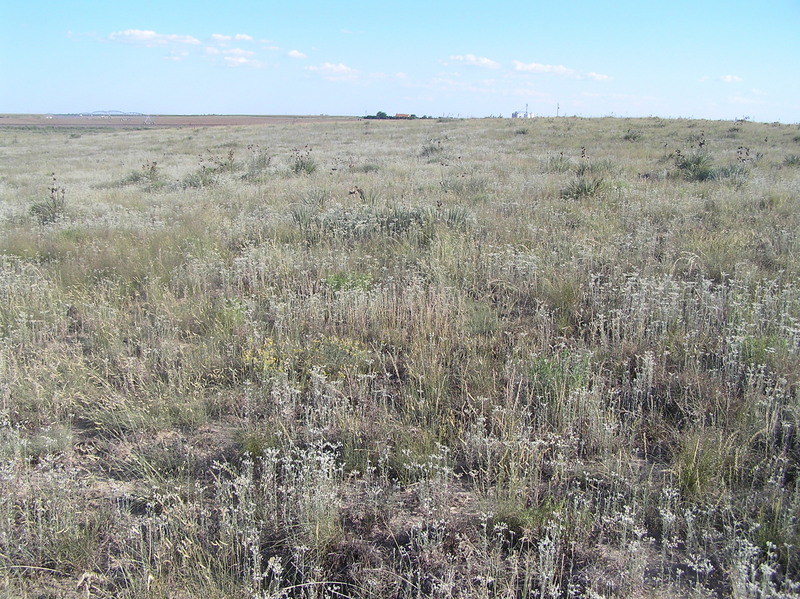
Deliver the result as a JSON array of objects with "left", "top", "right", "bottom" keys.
[{"left": 0, "top": 114, "right": 359, "bottom": 127}]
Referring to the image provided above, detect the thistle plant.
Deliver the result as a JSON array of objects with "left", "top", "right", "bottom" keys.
[
  {"left": 30, "top": 173, "right": 66, "bottom": 224},
  {"left": 291, "top": 145, "right": 316, "bottom": 174}
]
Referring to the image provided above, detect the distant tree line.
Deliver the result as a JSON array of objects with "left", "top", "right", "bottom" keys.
[{"left": 363, "top": 111, "right": 432, "bottom": 120}]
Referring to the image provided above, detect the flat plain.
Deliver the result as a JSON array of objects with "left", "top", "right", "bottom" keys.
[
  {"left": 1, "top": 116, "right": 799, "bottom": 598},
  {"left": 0, "top": 114, "right": 355, "bottom": 127}
]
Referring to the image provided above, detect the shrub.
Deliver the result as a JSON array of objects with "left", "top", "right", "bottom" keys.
[
  {"left": 623, "top": 129, "right": 642, "bottom": 142},
  {"left": 574, "top": 158, "right": 615, "bottom": 177},
  {"left": 783, "top": 154, "right": 800, "bottom": 167},
  {"left": 674, "top": 149, "right": 714, "bottom": 181},
  {"left": 420, "top": 139, "right": 445, "bottom": 159},
  {"left": 180, "top": 150, "right": 241, "bottom": 188},
  {"left": 180, "top": 166, "right": 217, "bottom": 188},
  {"left": 324, "top": 272, "right": 373, "bottom": 292},
  {"left": 543, "top": 153, "right": 573, "bottom": 173},
  {"left": 120, "top": 160, "right": 166, "bottom": 191},
  {"left": 209, "top": 148, "right": 237, "bottom": 173},
  {"left": 352, "top": 163, "right": 380, "bottom": 173},
  {"left": 560, "top": 176, "right": 605, "bottom": 199},
  {"left": 713, "top": 163, "right": 749, "bottom": 185}
]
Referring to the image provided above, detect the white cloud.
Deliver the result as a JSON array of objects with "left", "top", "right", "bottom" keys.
[
  {"left": 511, "top": 88, "right": 551, "bottom": 99},
  {"left": 307, "top": 62, "right": 355, "bottom": 73},
  {"left": 224, "top": 56, "right": 264, "bottom": 68},
  {"left": 305, "top": 62, "right": 358, "bottom": 81},
  {"left": 587, "top": 72, "right": 612, "bottom": 81},
  {"left": 288, "top": 49, "right": 306, "bottom": 59},
  {"left": 108, "top": 29, "right": 200, "bottom": 47},
  {"left": 425, "top": 77, "right": 501, "bottom": 95},
  {"left": 107, "top": 29, "right": 263, "bottom": 66},
  {"left": 163, "top": 51, "right": 189, "bottom": 61},
  {"left": 211, "top": 33, "right": 253, "bottom": 46},
  {"left": 513, "top": 61, "right": 577, "bottom": 77},
  {"left": 223, "top": 48, "right": 256, "bottom": 57},
  {"left": 720, "top": 74, "right": 743, "bottom": 83},
  {"left": 449, "top": 54, "right": 500, "bottom": 69},
  {"left": 581, "top": 91, "right": 657, "bottom": 102},
  {"left": 513, "top": 60, "right": 610, "bottom": 81}
]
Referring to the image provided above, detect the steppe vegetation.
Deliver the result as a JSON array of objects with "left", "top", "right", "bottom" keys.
[{"left": 0, "top": 115, "right": 799, "bottom": 598}]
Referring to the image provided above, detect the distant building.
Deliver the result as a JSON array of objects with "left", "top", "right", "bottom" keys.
[
  {"left": 512, "top": 104, "right": 534, "bottom": 118},
  {"left": 395, "top": 113, "right": 411, "bottom": 119}
]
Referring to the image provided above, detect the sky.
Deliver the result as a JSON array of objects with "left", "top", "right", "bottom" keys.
[{"left": 1, "top": 0, "right": 798, "bottom": 122}]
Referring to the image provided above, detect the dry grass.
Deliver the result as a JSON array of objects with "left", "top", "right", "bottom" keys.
[{"left": 1, "top": 116, "right": 799, "bottom": 598}]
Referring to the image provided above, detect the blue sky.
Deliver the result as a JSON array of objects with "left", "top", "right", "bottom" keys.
[{"left": 2, "top": 0, "right": 798, "bottom": 121}]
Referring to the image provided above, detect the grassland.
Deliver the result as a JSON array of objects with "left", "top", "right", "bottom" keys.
[{"left": 0, "top": 116, "right": 799, "bottom": 598}]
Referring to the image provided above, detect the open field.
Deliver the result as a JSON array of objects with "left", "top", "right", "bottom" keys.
[
  {"left": 1, "top": 116, "right": 799, "bottom": 598},
  {"left": 0, "top": 114, "right": 356, "bottom": 128}
]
